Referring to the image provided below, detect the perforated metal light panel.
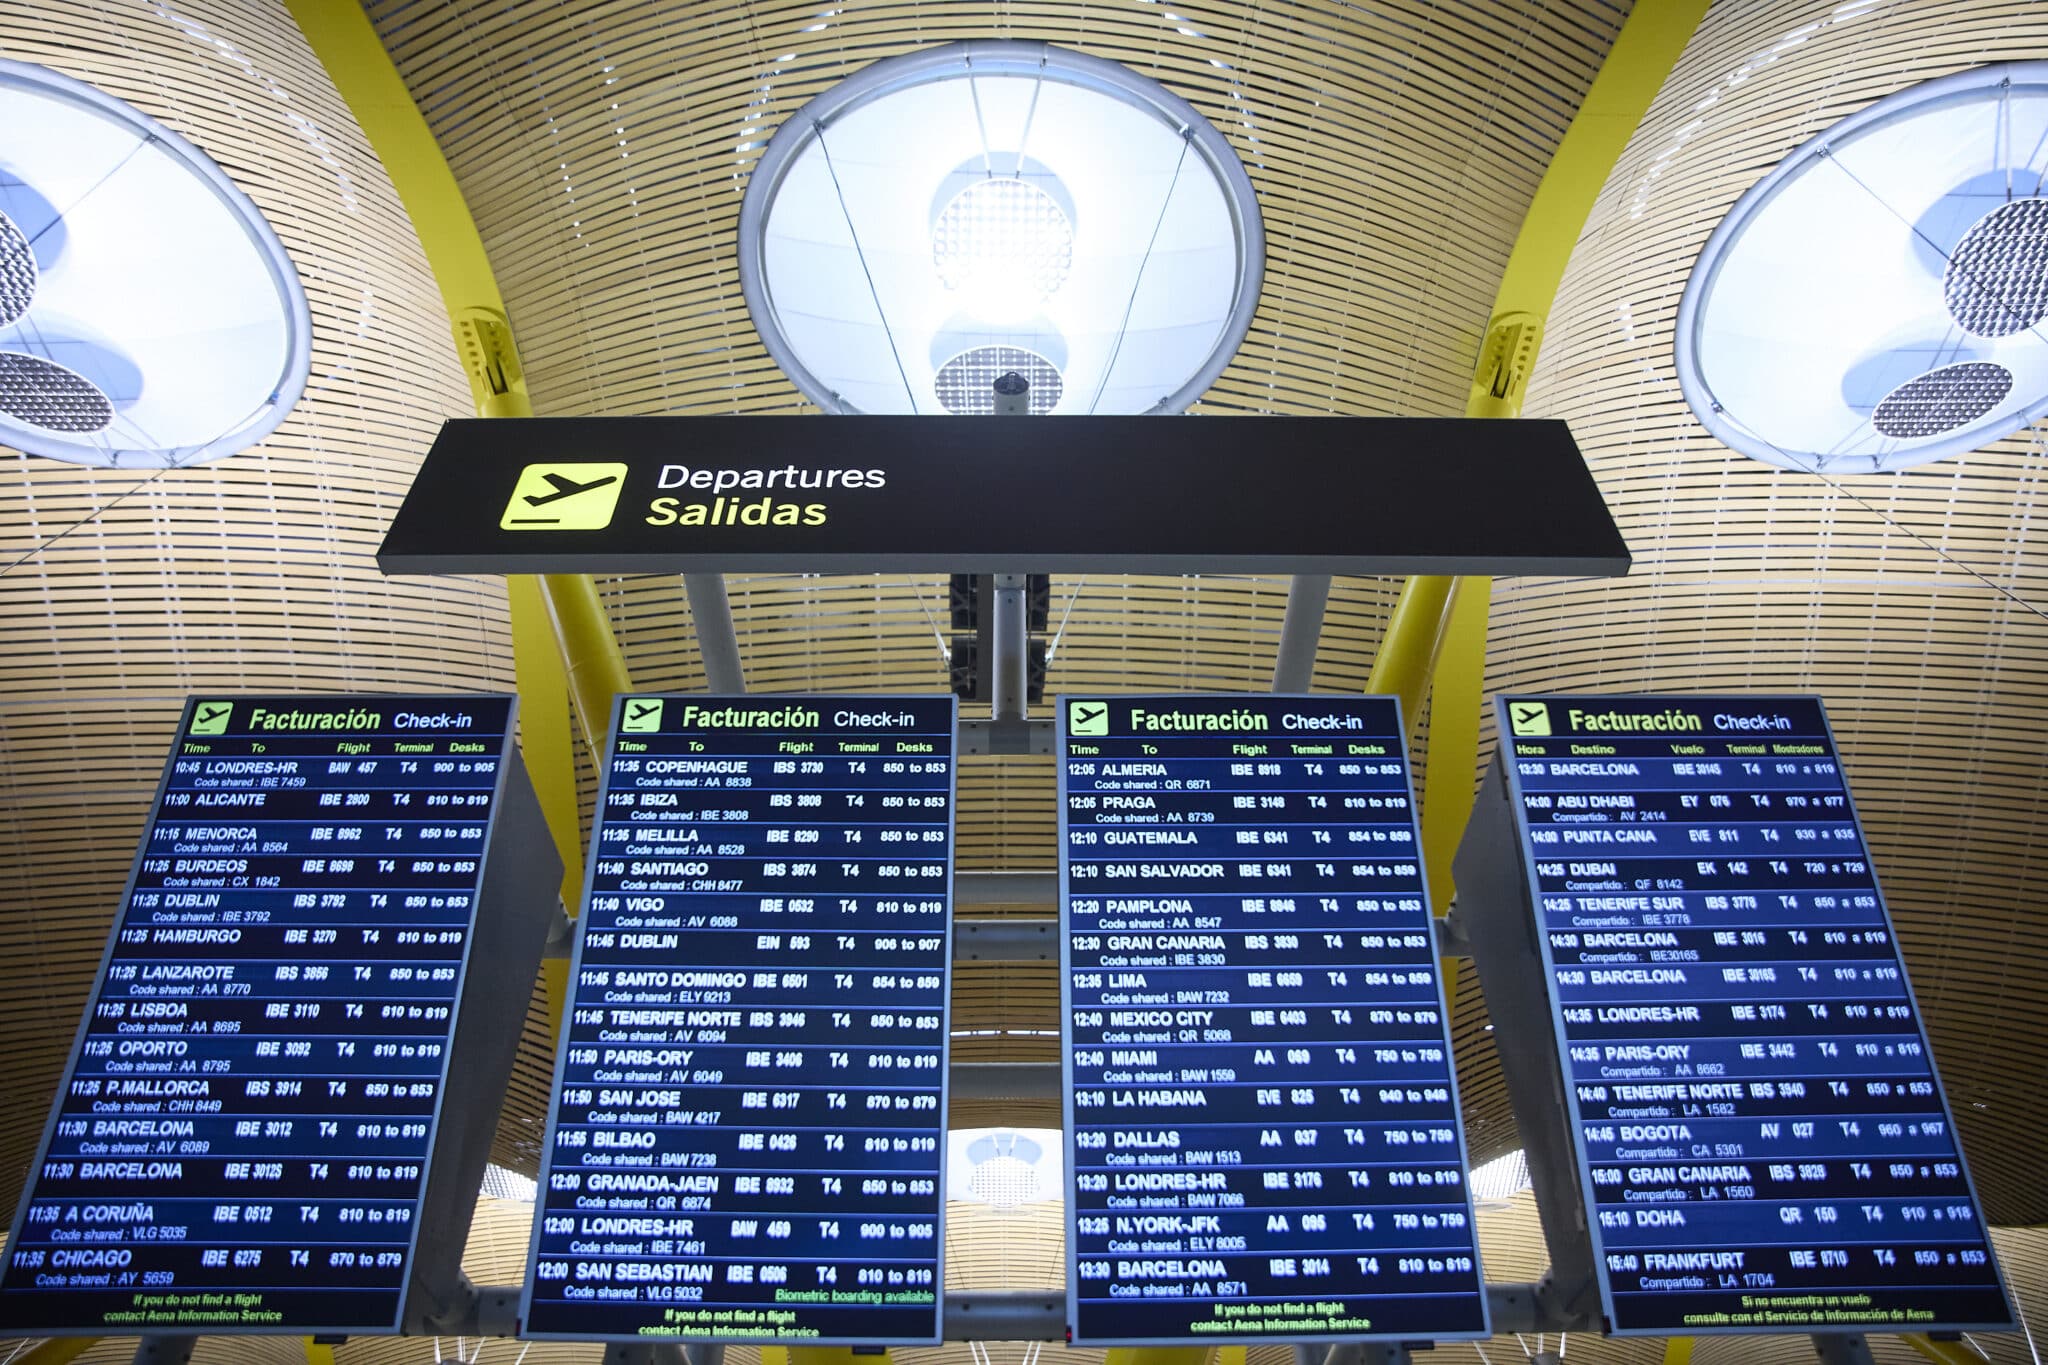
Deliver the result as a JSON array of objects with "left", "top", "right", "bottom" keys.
[
  {"left": 935, "top": 345, "right": 1064, "bottom": 414},
  {"left": 0, "top": 350, "right": 111, "bottom": 432},
  {"left": 1946, "top": 195, "right": 2048, "bottom": 337},
  {"left": 933, "top": 178, "right": 1074, "bottom": 303},
  {"left": 0, "top": 209, "right": 34, "bottom": 328},
  {"left": 1872, "top": 360, "right": 2014, "bottom": 437}
]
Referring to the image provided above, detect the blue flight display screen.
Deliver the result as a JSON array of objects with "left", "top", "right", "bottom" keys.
[
  {"left": 1495, "top": 694, "right": 2013, "bottom": 1336},
  {"left": 1059, "top": 695, "right": 1489, "bottom": 1345},
  {"left": 522, "top": 695, "right": 956, "bottom": 1344},
  {"left": 0, "top": 695, "right": 516, "bottom": 1335}
]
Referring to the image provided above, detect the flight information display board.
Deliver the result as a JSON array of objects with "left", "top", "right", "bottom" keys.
[
  {"left": 523, "top": 694, "right": 956, "bottom": 1344},
  {"left": 0, "top": 695, "right": 519, "bottom": 1336},
  {"left": 1059, "top": 695, "right": 1489, "bottom": 1345},
  {"left": 1495, "top": 694, "right": 2014, "bottom": 1335}
]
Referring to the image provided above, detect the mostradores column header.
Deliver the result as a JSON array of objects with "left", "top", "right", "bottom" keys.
[{"left": 376, "top": 416, "right": 1630, "bottom": 577}]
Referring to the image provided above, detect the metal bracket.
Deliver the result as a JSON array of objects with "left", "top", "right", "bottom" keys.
[
  {"left": 991, "top": 572, "right": 1029, "bottom": 721},
  {"left": 958, "top": 718, "right": 1055, "bottom": 754},
  {"left": 451, "top": 305, "right": 524, "bottom": 401},
  {"left": 954, "top": 918, "right": 1060, "bottom": 961},
  {"left": 130, "top": 1339, "right": 197, "bottom": 1365},
  {"left": 1451, "top": 757, "right": 1605, "bottom": 1328},
  {"left": 1812, "top": 1335, "right": 1877, "bottom": 1365},
  {"left": 955, "top": 871, "right": 1056, "bottom": 907}
]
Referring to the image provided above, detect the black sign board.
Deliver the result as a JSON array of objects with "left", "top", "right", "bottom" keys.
[
  {"left": 1059, "top": 695, "right": 1489, "bottom": 1345},
  {"left": 1491, "top": 694, "right": 2013, "bottom": 1336},
  {"left": 376, "top": 416, "right": 1630, "bottom": 578},
  {"left": 0, "top": 695, "right": 556, "bottom": 1336},
  {"left": 522, "top": 694, "right": 956, "bottom": 1344}
]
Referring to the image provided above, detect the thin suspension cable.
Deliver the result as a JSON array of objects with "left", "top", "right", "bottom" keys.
[
  {"left": 1088, "top": 133, "right": 1191, "bottom": 414},
  {"left": 968, "top": 68, "right": 994, "bottom": 177},
  {"left": 912, "top": 576, "right": 952, "bottom": 664},
  {"left": 1824, "top": 148, "right": 2048, "bottom": 345},
  {"left": 2015, "top": 1277, "right": 2044, "bottom": 1365},
  {"left": 1013, "top": 60, "right": 1047, "bottom": 174},
  {"left": 0, "top": 462, "right": 177, "bottom": 578},
  {"left": 814, "top": 120, "right": 920, "bottom": 413},
  {"left": 1045, "top": 574, "right": 1088, "bottom": 662},
  {"left": 2002, "top": 77, "right": 2013, "bottom": 203}
]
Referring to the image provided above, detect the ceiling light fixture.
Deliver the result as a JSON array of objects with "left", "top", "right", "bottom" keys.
[
  {"left": 738, "top": 41, "right": 1263, "bottom": 415},
  {"left": 0, "top": 59, "right": 310, "bottom": 467},
  {"left": 1675, "top": 61, "right": 2048, "bottom": 472}
]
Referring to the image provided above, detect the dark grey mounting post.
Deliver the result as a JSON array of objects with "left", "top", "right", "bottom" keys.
[
  {"left": 1812, "top": 1334, "right": 1877, "bottom": 1364},
  {"left": 991, "top": 571, "right": 1030, "bottom": 720},
  {"left": 130, "top": 1337, "right": 197, "bottom": 1364},
  {"left": 684, "top": 572, "right": 746, "bottom": 692},
  {"left": 1448, "top": 755, "right": 1606, "bottom": 1331},
  {"left": 1271, "top": 574, "right": 1331, "bottom": 692},
  {"left": 992, "top": 370, "right": 1031, "bottom": 416},
  {"left": 402, "top": 748, "right": 562, "bottom": 1334}
]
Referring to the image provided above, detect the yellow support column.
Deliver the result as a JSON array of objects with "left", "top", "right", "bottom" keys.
[
  {"left": 13, "top": 1342, "right": 97, "bottom": 1365},
  {"left": 287, "top": 0, "right": 638, "bottom": 1033},
  {"left": 303, "top": 1337, "right": 339, "bottom": 1365},
  {"left": 1369, "top": 0, "right": 1710, "bottom": 903},
  {"left": 1902, "top": 1335, "right": 1983, "bottom": 1365},
  {"left": 792, "top": 1347, "right": 883, "bottom": 1365},
  {"left": 1106, "top": 1347, "right": 1212, "bottom": 1365},
  {"left": 1660, "top": 1336, "right": 1695, "bottom": 1365}
]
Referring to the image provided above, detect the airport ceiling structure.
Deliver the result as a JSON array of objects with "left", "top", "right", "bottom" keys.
[{"left": 1, "top": 0, "right": 2046, "bottom": 1362}]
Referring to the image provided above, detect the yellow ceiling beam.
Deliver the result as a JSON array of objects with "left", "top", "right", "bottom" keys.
[
  {"left": 11, "top": 1341, "right": 97, "bottom": 1365},
  {"left": 1372, "top": 0, "right": 1708, "bottom": 922},
  {"left": 1661, "top": 1335, "right": 1696, "bottom": 1365},
  {"left": 1902, "top": 1335, "right": 1985, "bottom": 1365},
  {"left": 286, "top": 0, "right": 635, "bottom": 1041}
]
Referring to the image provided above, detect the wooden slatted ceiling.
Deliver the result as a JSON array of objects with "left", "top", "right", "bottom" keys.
[
  {"left": 6, "top": 0, "right": 2046, "bottom": 1359},
  {"left": 1509, "top": 0, "right": 2048, "bottom": 1236},
  {"left": 0, "top": 0, "right": 512, "bottom": 1237},
  {"left": 367, "top": 0, "right": 1622, "bottom": 422}
]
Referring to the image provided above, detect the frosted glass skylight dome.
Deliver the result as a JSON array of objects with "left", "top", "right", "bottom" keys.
[
  {"left": 737, "top": 42, "right": 1263, "bottom": 415},
  {"left": 0, "top": 59, "right": 310, "bottom": 467},
  {"left": 1676, "top": 62, "right": 2048, "bottom": 472}
]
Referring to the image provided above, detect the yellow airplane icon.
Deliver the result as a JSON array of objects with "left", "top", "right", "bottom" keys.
[{"left": 501, "top": 463, "right": 629, "bottom": 530}]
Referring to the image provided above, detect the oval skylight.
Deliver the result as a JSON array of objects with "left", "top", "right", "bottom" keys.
[
  {"left": 738, "top": 41, "right": 1264, "bottom": 415},
  {"left": 1675, "top": 61, "right": 2048, "bottom": 472},
  {"left": 0, "top": 59, "right": 310, "bottom": 467}
]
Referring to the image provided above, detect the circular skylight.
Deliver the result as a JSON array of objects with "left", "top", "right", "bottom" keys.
[
  {"left": 0, "top": 59, "right": 310, "bottom": 467},
  {"left": 1675, "top": 61, "right": 2048, "bottom": 472},
  {"left": 738, "top": 41, "right": 1263, "bottom": 415}
]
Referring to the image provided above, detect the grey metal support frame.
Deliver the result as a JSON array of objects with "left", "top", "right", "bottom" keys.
[
  {"left": 1812, "top": 1335, "right": 1877, "bottom": 1364},
  {"left": 130, "top": 1338, "right": 197, "bottom": 1364},
  {"left": 1271, "top": 574, "right": 1331, "bottom": 692},
  {"left": 1447, "top": 756, "right": 1604, "bottom": 1330},
  {"left": 990, "top": 572, "right": 1030, "bottom": 721},
  {"left": 684, "top": 573, "right": 749, "bottom": 695},
  {"left": 684, "top": 573, "right": 747, "bottom": 692}
]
